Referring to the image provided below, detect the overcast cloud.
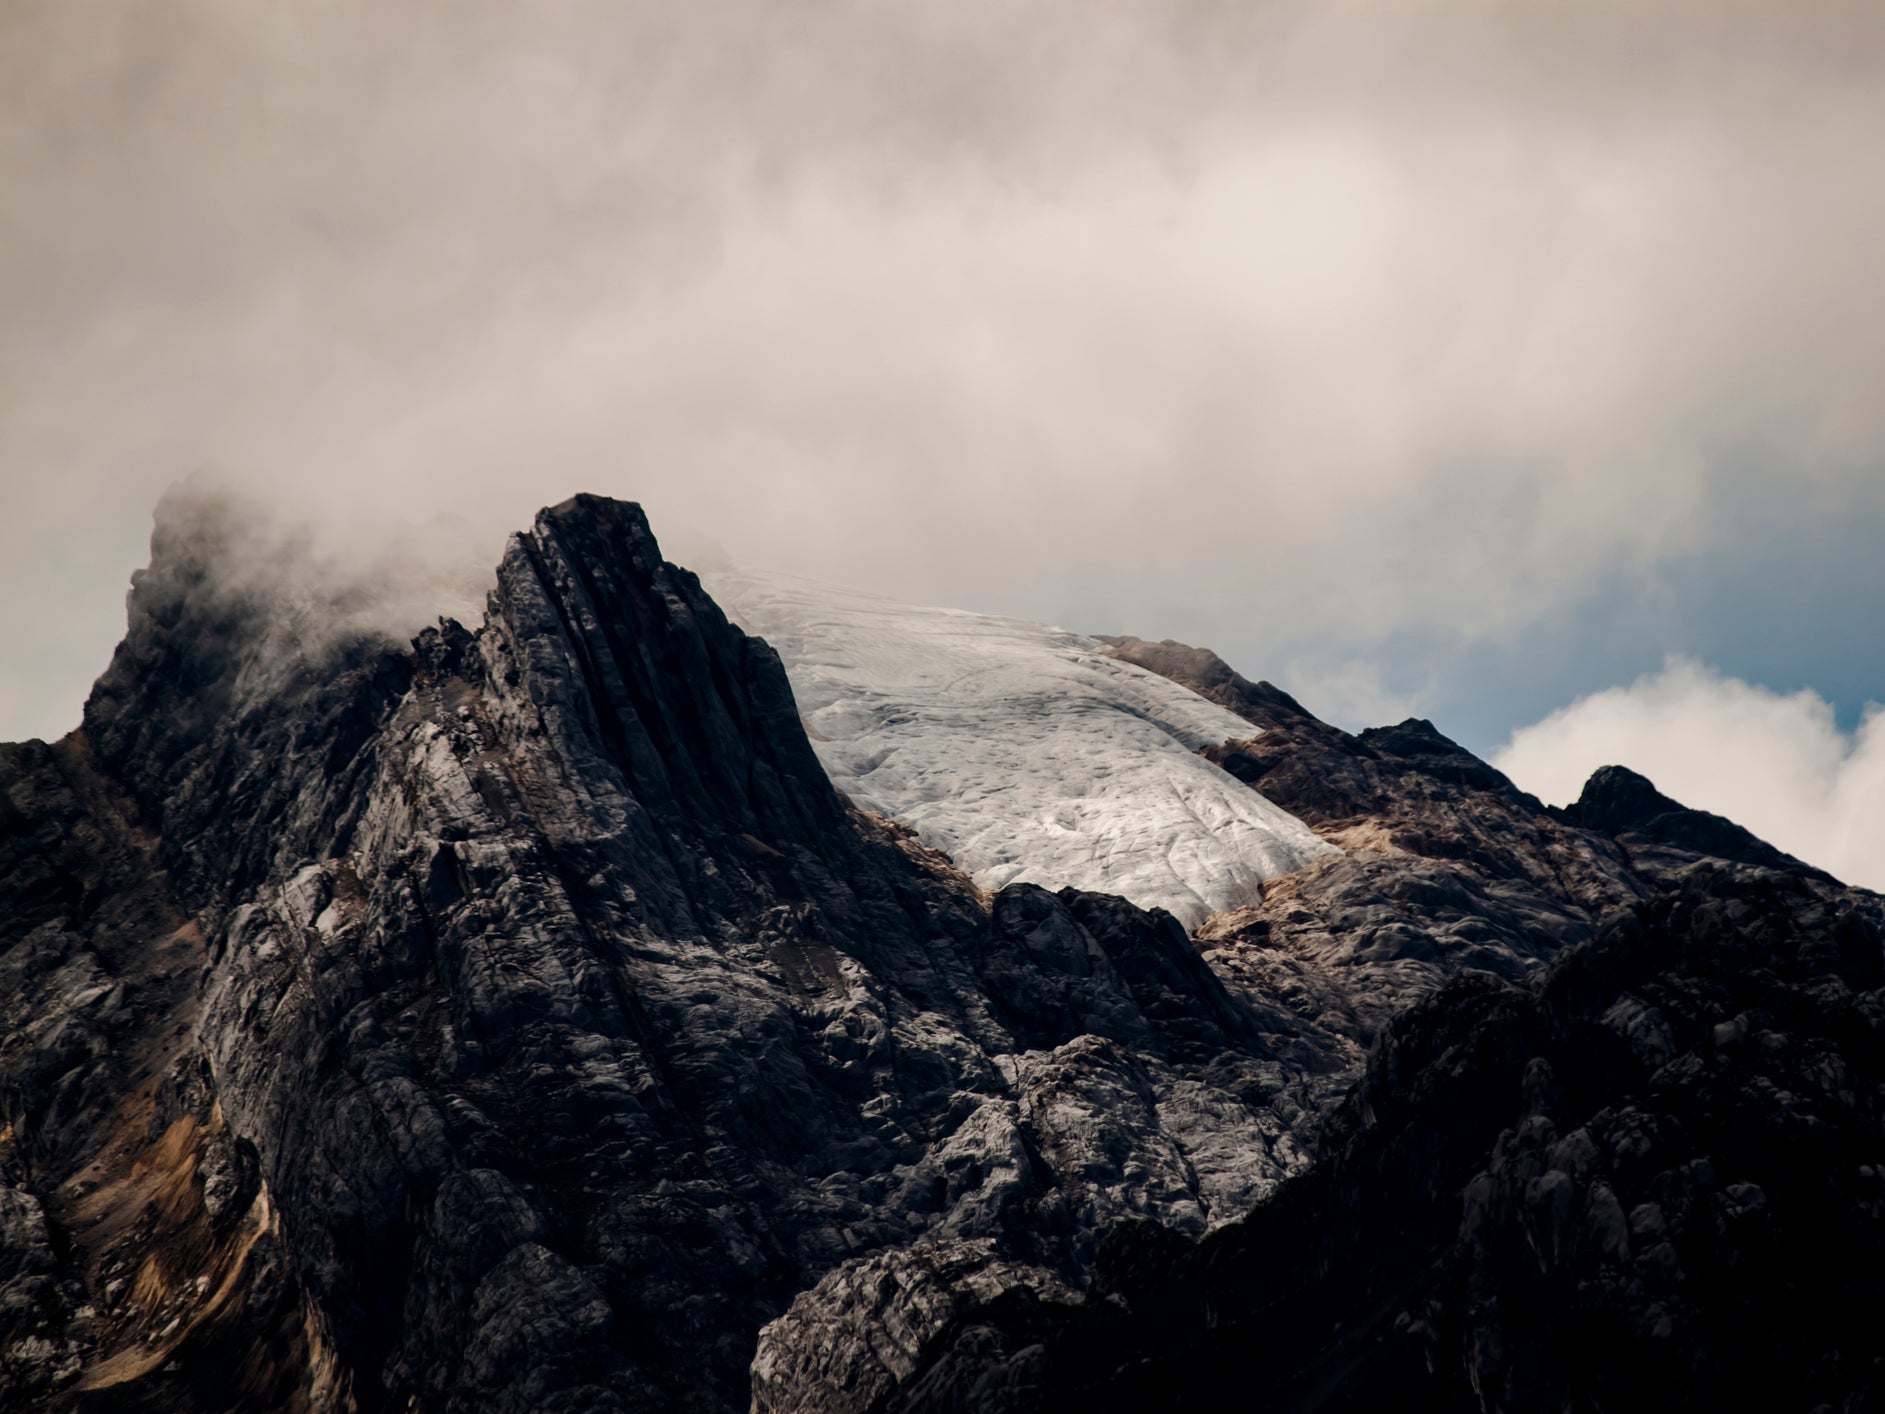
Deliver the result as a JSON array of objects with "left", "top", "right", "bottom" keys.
[{"left": 4, "top": 0, "right": 1883, "bottom": 873}]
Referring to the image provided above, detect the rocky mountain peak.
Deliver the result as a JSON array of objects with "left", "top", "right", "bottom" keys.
[
  {"left": 1563, "top": 762, "right": 1834, "bottom": 882},
  {"left": 3, "top": 494, "right": 1880, "bottom": 1413}
]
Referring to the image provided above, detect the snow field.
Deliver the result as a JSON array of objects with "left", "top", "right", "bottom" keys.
[{"left": 703, "top": 569, "right": 1337, "bottom": 929}]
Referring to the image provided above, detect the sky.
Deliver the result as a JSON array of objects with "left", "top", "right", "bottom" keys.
[{"left": 3, "top": 0, "right": 1883, "bottom": 885}]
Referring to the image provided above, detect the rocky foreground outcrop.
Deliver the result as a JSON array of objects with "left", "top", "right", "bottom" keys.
[
  {"left": 864, "top": 866, "right": 1885, "bottom": 1412},
  {"left": 1, "top": 501, "right": 1878, "bottom": 1413}
]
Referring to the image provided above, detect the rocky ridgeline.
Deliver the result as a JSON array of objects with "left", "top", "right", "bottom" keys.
[{"left": 2, "top": 497, "right": 1879, "bottom": 1413}]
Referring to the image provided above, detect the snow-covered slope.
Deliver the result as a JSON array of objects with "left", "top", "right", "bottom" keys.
[{"left": 702, "top": 569, "right": 1337, "bottom": 928}]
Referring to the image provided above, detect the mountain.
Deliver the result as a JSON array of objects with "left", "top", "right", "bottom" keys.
[{"left": 2, "top": 494, "right": 1880, "bottom": 1413}]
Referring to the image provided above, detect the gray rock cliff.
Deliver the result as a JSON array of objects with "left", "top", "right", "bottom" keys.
[
  {"left": 4, "top": 505, "right": 1874, "bottom": 1413},
  {"left": 3, "top": 498, "right": 1332, "bottom": 1412}
]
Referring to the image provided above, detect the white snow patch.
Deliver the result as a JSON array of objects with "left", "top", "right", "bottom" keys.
[{"left": 703, "top": 569, "right": 1337, "bottom": 929}]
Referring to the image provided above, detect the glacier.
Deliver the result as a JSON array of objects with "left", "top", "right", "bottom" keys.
[{"left": 701, "top": 568, "right": 1338, "bottom": 929}]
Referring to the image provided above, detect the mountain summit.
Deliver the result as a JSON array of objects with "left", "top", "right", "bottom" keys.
[{"left": 3, "top": 495, "right": 1881, "bottom": 1413}]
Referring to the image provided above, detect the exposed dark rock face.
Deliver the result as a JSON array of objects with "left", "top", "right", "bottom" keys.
[
  {"left": 2, "top": 497, "right": 1333, "bottom": 1413},
  {"left": 1561, "top": 763, "right": 1835, "bottom": 882},
  {"left": 879, "top": 866, "right": 1885, "bottom": 1412},
  {"left": 1101, "top": 635, "right": 1649, "bottom": 1058},
  {"left": 2, "top": 510, "right": 1875, "bottom": 1414}
]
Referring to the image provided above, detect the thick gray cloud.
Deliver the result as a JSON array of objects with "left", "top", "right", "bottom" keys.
[{"left": 3, "top": 0, "right": 1883, "bottom": 744}]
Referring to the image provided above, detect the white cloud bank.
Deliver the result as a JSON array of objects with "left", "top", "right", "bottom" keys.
[{"left": 1493, "top": 659, "right": 1885, "bottom": 891}]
